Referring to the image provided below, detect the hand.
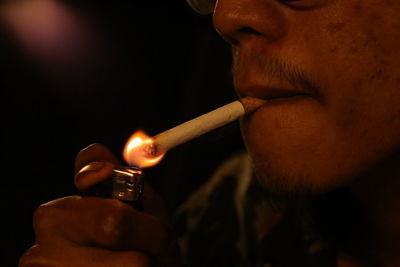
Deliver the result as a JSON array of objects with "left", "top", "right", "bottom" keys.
[{"left": 19, "top": 143, "right": 180, "bottom": 266}]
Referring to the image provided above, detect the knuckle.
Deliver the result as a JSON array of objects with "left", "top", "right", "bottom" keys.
[
  {"left": 33, "top": 196, "right": 81, "bottom": 234},
  {"left": 19, "top": 245, "right": 44, "bottom": 267},
  {"left": 33, "top": 205, "right": 55, "bottom": 232},
  {"left": 97, "top": 200, "right": 131, "bottom": 247},
  {"left": 19, "top": 251, "right": 32, "bottom": 267}
]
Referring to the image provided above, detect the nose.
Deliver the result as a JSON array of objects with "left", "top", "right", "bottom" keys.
[{"left": 213, "top": 0, "right": 287, "bottom": 45}]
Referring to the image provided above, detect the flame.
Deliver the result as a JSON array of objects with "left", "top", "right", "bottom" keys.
[{"left": 123, "top": 130, "right": 164, "bottom": 168}]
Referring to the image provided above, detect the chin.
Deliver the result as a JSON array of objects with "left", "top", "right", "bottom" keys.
[
  {"left": 250, "top": 160, "right": 331, "bottom": 197},
  {"left": 245, "top": 142, "right": 388, "bottom": 199},
  {"left": 242, "top": 132, "right": 362, "bottom": 198}
]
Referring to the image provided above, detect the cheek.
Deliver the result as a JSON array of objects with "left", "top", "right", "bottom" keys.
[{"left": 309, "top": 2, "right": 400, "bottom": 146}]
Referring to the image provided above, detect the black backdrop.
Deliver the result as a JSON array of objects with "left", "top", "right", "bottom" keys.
[{"left": 0, "top": 0, "right": 244, "bottom": 265}]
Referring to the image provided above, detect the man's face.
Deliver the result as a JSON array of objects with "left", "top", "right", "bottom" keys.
[{"left": 213, "top": 0, "right": 400, "bottom": 194}]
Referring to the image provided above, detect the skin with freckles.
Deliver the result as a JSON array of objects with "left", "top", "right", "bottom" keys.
[
  {"left": 213, "top": 0, "right": 400, "bottom": 265},
  {"left": 214, "top": 0, "right": 400, "bottom": 194}
]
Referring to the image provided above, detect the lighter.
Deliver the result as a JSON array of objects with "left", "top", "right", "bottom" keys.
[{"left": 111, "top": 166, "right": 144, "bottom": 210}]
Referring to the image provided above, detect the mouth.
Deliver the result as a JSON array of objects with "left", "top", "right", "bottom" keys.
[
  {"left": 264, "top": 90, "right": 311, "bottom": 101},
  {"left": 237, "top": 86, "right": 312, "bottom": 102}
]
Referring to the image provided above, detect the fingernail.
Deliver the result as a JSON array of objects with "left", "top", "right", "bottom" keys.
[{"left": 77, "top": 161, "right": 105, "bottom": 176}]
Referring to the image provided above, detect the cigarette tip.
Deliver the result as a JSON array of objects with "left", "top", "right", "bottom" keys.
[{"left": 142, "top": 143, "right": 158, "bottom": 157}]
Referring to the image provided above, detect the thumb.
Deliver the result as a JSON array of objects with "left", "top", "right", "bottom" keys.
[
  {"left": 74, "top": 143, "right": 120, "bottom": 173},
  {"left": 74, "top": 143, "right": 119, "bottom": 191}
]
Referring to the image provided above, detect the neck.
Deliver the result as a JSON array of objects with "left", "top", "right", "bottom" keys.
[{"left": 347, "top": 154, "right": 400, "bottom": 266}]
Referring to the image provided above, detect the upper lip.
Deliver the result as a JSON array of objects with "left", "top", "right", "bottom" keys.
[
  {"left": 234, "top": 68, "right": 315, "bottom": 100},
  {"left": 232, "top": 45, "right": 318, "bottom": 100}
]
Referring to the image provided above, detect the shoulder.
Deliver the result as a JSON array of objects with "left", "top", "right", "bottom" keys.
[
  {"left": 175, "top": 152, "right": 252, "bottom": 232},
  {"left": 174, "top": 152, "right": 278, "bottom": 266}
]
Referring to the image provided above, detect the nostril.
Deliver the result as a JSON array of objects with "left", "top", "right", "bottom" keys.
[
  {"left": 213, "top": 1, "right": 287, "bottom": 45},
  {"left": 224, "top": 27, "right": 261, "bottom": 45},
  {"left": 239, "top": 27, "right": 262, "bottom": 36}
]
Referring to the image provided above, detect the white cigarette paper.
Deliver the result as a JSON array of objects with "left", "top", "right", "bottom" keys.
[{"left": 150, "top": 97, "right": 265, "bottom": 155}]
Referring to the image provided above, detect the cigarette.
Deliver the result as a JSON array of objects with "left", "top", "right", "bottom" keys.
[{"left": 148, "top": 97, "right": 265, "bottom": 156}]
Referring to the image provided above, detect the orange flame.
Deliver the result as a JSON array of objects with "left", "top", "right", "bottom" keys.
[{"left": 123, "top": 130, "right": 164, "bottom": 168}]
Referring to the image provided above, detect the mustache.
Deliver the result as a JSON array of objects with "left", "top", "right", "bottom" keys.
[{"left": 232, "top": 51, "right": 322, "bottom": 98}]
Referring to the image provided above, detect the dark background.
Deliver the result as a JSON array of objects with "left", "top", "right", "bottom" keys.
[{"left": 0, "top": 0, "right": 243, "bottom": 265}]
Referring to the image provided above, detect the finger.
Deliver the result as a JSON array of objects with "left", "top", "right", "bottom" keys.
[
  {"left": 74, "top": 143, "right": 120, "bottom": 174},
  {"left": 74, "top": 143, "right": 119, "bottom": 191},
  {"left": 74, "top": 161, "right": 116, "bottom": 191},
  {"left": 141, "top": 184, "right": 169, "bottom": 219},
  {"left": 19, "top": 244, "right": 152, "bottom": 267},
  {"left": 33, "top": 196, "right": 170, "bottom": 255}
]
